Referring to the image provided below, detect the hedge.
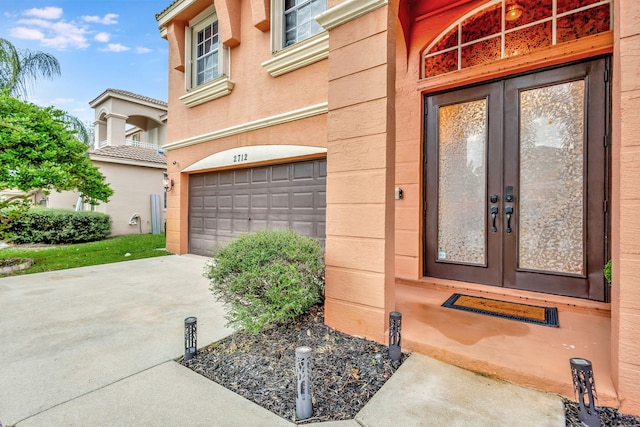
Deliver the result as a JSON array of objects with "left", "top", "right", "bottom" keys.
[{"left": 5, "top": 208, "right": 111, "bottom": 244}]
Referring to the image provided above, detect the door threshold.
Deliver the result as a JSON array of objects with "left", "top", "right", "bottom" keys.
[{"left": 396, "top": 277, "right": 611, "bottom": 314}]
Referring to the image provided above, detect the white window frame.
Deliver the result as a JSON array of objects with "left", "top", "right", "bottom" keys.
[
  {"left": 181, "top": 6, "right": 234, "bottom": 107},
  {"left": 263, "top": 0, "right": 329, "bottom": 77}
]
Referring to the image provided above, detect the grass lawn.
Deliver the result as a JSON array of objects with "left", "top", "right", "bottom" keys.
[{"left": 0, "top": 233, "right": 171, "bottom": 276}]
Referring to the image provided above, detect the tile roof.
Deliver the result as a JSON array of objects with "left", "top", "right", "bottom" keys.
[
  {"left": 156, "top": 0, "right": 184, "bottom": 21},
  {"left": 90, "top": 145, "right": 167, "bottom": 165},
  {"left": 89, "top": 89, "right": 167, "bottom": 108}
]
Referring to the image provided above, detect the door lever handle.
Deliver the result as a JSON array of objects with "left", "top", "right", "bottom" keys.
[
  {"left": 505, "top": 206, "right": 513, "bottom": 234},
  {"left": 490, "top": 206, "right": 498, "bottom": 232}
]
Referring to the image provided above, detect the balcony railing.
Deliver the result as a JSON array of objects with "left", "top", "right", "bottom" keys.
[{"left": 97, "top": 140, "right": 159, "bottom": 150}]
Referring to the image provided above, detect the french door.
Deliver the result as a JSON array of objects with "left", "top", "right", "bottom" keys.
[{"left": 424, "top": 58, "right": 609, "bottom": 301}]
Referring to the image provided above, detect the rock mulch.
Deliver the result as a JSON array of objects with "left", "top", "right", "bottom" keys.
[
  {"left": 180, "top": 304, "right": 640, "bottom": 426},
  {"left": 181, "top": 305, "right": 406, "bottom": 424},
  {"left": 564, "top": 399, "right": 640, "bottom": 426}
]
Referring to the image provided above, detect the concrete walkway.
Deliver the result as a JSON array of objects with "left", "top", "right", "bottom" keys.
[{"left": 0, "top": 256, "right": 566, "bottom": 426}]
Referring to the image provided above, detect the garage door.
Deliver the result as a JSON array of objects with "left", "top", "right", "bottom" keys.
[{"left": 188, "top": 158, "right": 326, "bottom": 256}]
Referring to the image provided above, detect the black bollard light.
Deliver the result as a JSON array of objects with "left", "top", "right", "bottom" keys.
[
  {"left": 570, "top": 358, "right": 601, "bottom": 427},
  {"left": 184, "top": 316, "right": 197, "bottom": 361},
  {"left": 295, "top": 346, "right": 313, "bottom": 420},
  {"left": 389, "top": 311, "right": 402, "bottom": 362}
]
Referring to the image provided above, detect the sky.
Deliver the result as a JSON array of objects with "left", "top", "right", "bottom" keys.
[{"left": 0, "top": 0, "right": 170, "bottom": 124}]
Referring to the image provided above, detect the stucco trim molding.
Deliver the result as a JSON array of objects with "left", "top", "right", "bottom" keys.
[
  {"left": 261, "top": 32, "right": 329, "bottom": 77},
  {"left": 316, "top": 0, "right": 387, "bottom": 31},
  {"left": 179, "top": 76, "right": 235, "bottom": 107},
  {"left": 163, "top": 102, "right": 328, "bottom": 150},
  {"left": 90, "top": 155, "right": 167, "bottom": 169},
  {"left": 183, "top": 145, "right": 327, "bottom": 172}
]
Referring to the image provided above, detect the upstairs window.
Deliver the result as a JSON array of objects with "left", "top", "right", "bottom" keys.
[
  {"left": 284, "top": 0, "right": 325, "bottom": 47},
  {"left": 272, "top": 0, "right": 326, "bottom": 52},
  {"left": 191, "top": 16, "right": 220, "bottom": 87},
  {"left": 193, "top": 17, "right": 220, "bottom": 86}
]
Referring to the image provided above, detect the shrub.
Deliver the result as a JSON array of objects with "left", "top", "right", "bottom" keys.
[
  {"left": 5, "top": 208, "right": 111, "bottom": 244},
  {"left": 604, "top": 259, "right": 612, "bottom": 285},
  {"left": 205, "top": 230, "right": 325, "bottom": 333}
]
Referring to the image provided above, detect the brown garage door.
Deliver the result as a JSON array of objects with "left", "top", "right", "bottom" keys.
[{"left": 188, "top": 158, "right": 326, "bottom": 256}]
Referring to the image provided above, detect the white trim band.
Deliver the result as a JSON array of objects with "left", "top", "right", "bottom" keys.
[
  {"left": 163, "top": 102, "right": 328, "bottom": 151},
  {"left": 316, "top": 0, "right": 388, "bottom": 31},
  {"left": 183, "top": 145, "right": 327, "bottom": 172},
  {"left": 262, "top": 32, "right": 329, "bottom": 77}
]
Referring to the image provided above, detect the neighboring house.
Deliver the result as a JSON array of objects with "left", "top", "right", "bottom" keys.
[
  {"left": 156, "top": 0, "right": 640, "bottom": 415},
  {"left": 44, "top": 89, "right": 168, "bottom": 236}
]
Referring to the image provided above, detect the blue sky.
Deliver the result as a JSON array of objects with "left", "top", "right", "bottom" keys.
[{"left": 0, "top": 0, "right": 170, "bottom": 124}]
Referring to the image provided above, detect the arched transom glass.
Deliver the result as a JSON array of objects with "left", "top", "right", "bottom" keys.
[{"left": 422, "top": 0, "right": 611, "bottom": 79}]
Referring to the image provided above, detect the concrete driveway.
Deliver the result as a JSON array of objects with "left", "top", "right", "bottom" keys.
[{"left": 0, "top": 255, "right": 233, "bottom": 426}]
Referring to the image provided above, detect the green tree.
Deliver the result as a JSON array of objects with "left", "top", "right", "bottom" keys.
[
  {"left": 0, "top": 91, "right": 113, "bottom": 236},
  {"left": 0, "top": 38, "right": 89, "bottom": 144},
  {"left": 0, "top": 38, "right": 60, "bottom": 99}
]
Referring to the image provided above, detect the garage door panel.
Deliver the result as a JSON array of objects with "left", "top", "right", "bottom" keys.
[
  {"left": 234, "top": 194, "right": 250, "bottom": 209},
  {"left": 233, "top": 218, "right": 250, "bottom": 233},
  {"left": 293, "top": 192, "right": 315, "bottom": 209},
  {"left": 292, "top": 221, "right": 313, "bottom": 236},
  {"left": 219, "top": 171, "right": 234, "bottom": 186},
  {"left": 271, "top": 193, "right": 290, "bottom": 209},
  {"left": 318, "top": 191, "right": 326, "bottom": 208},
  {"left": 251, "top": 194, "right": 268, "bottom": 209},
  {"left": 218, "top": 195, "right": 233, "bottom": 209},
  {"left": 272, "top": 165, "right": 290, "bottom": 181},
  {"left": 189, "top": 158, "right": 326, "bottom": 256},
  {"left": 204, "top": 218, "right": 216, "bottom": 231},
  {"left": 204, "top": 196, "right": 216, "bottom": 208},
  {"left": 217, "top": 218, "right": 232, "bottom": 232},
  {"left": 204, "top": 174, "right": 217, "bottom": 187},
  {"left": 293, "top": 163, "right": 314, "bottom": 180},
  {"left": 235, "top": 169, "right": 250, "bottom": 185}
]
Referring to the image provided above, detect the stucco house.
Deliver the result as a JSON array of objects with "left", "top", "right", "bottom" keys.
[
  {"left": 44, "top": 89, "right": 168, "bottom": 236},
  {"left": 156, "top": 0, "right": 640, "bottom": 414}
]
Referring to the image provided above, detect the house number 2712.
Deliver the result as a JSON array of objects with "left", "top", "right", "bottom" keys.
[{"left": 233, "top": 153, "right": 248, "bottom": 163}]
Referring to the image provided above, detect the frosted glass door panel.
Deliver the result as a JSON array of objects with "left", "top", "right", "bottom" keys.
[
  {"left": 518, "top": 81, "right": 585, "bottom": 275},
  {"left": 437, "top": 99, "right": 487, "bottom": 265}
]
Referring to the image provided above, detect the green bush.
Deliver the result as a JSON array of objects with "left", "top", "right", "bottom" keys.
[
  {"left": 604, "top": 259, "right": 612, "bottom": 285},
  {"left": 5, "top": 208, "right": 111, "bottom": 244},
  {"left": 205, "top": 230, "right": 325, "bottom": 333}
]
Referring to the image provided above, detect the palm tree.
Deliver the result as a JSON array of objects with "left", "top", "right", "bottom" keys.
[
  {"left": 0, "top": 38, "right": 89, "bottom": 144},
  {"left": 0, "top": 38, "right": 61, "bottom": 99}
]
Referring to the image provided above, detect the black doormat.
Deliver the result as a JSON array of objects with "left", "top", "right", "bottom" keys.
[{"left": 441, "top": 293, "right": 559, "bottom": 327}]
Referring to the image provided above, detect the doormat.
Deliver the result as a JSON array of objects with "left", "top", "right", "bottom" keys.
[{"left": 441, "top": 293, "right": 559, "bottom": 327}]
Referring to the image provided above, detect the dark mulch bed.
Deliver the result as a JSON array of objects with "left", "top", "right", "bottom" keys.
[
  {"left": 564, "top": 399, "right": 640, "bottom": 426},
  {"left": 181, "top": 305, "right": 406, "bottom": 424}
]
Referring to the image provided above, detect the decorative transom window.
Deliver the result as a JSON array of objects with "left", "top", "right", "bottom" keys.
[
  {"left": 422, "top": 0, "right": 612, "bottom": 79},
  {"left": 194, "top": 20, "right": 219, "bottom": 86},
  {"left": 272, "top": 0, "right": 327, "bottom": 52}
]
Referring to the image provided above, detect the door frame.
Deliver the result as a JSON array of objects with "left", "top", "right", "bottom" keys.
[{"left": 422, "top": 57, "right": 611, "bottom": 301}]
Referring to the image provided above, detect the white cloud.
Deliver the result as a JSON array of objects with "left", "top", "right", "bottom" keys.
[
  {"left": 101, "top": 43, "right": 130, "bottom": 52},
  {"left": 13, "top": 16, "right": 88, "bottom": 49},
  {"left": 9, "top": 27, "right": 44, "bottom": 41},
  {"left": 82, "top": 13, "right": 118, "bottom": 25},
  {"left": 135, "top": 46, "right": 152, "bottom": 54},
  {"left": 24, "top": 7, "right": 63, "bottom": 20},
  {"left": 94, "top": 32, "right": 110, "bottom": 42}
]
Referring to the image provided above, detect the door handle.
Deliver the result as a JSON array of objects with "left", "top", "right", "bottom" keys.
[
  {"left": 490, "top": 206, "right": 498, "bottom": 232},
  {"left": 505, "top": 206, "right": 513, "bottom": 234}
]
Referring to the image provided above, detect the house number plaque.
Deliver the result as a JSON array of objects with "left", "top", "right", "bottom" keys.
[{"left": 233, "top": 153, "right": 248, "bottom": 163}]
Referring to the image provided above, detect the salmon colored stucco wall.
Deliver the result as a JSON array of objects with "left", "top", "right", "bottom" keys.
[
  {"left": 612, "top": 0, "right": 640, "bottom": 415},
  {"left": 160, "top": 0, "right": 334, "bottom": 254},
  {"left": 323, "top": 4, "right": 396, "bottom": 344},
  {"left": 165, "top": 0, "right": 329, "bottom": 145}
]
